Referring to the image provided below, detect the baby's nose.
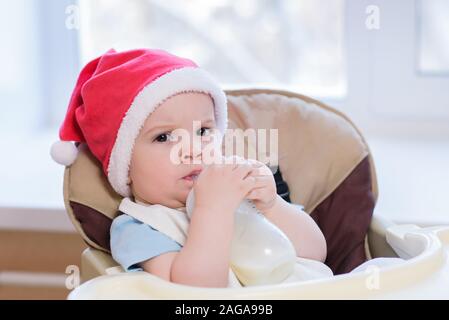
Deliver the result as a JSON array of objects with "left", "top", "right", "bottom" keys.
[{"left": 180, "top": 143, "right": 202, "bottom": 162}]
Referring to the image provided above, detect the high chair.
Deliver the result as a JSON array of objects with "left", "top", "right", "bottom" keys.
[{"left": 63, "top": 89, "right": 449, "bottom": 299}]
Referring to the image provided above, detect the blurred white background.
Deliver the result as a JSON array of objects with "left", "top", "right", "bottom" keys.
[{"left": 0, "top": 0, "right": 448, "bottom": 231}]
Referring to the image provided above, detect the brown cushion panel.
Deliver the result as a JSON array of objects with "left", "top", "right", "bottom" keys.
[
  {"left": 70, "top": 201, "right": 113, "bottom": 251},
  {"left": 310, "top": 156, "right": 375, "bottom": 274}
]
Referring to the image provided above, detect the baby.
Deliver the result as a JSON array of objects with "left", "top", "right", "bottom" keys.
[{"left": 51, "top": 48, "right": 328, "bottom": 288}]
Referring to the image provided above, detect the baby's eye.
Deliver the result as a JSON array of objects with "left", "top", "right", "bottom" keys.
[
  {"left": 154, "top": 133, "right": 172, "bottom": 143},
  {"left": 197, "top": 127, "right": 211, "bottom": 136}
]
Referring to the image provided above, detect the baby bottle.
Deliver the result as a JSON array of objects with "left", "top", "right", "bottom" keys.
[{"left": 185, "top": 189, "right": 296, "bottom": 286}]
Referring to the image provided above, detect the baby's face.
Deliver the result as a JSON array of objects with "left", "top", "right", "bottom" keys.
[{"left": 128, "top": 92, "right": 218, "bottom": 208}]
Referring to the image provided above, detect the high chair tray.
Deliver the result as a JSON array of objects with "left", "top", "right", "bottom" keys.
[{"left": 68, "top": 223, "right": 449, "bottom": 299}]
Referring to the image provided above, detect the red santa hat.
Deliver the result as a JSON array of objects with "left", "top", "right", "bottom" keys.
[{"left": 50, "top": 48, "right": 227, "bottom": 197}]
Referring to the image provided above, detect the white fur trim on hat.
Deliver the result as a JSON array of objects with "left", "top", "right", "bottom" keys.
[{"left": 107, "top": 67, "right": 227, "bottom": 197}]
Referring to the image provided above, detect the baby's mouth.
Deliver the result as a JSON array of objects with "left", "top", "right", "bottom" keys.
[
  {"left": 182, "top": 169, "right": 202, "bottom": 181},
  {"left": 182, "top": 174, "right": 198, "bottom": 181}
]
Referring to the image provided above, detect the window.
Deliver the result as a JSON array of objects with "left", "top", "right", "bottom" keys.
[
  {"left": 341, "top": 0, "right": 449, "bottom": 138},
  {"left": 1, "top": 0, "right": 448, "bottom": 227},
  {"left": 79, "top": 0, "right": 345, "bottom": 98},
  {"left": 0, "top": 0, "right": 78, "bottom": 209},
  {"left": 417, "top": 0, "right": 449, "bottom": 74}
]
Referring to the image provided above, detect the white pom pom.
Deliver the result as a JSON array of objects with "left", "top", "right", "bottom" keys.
[{"left": 50, "top": 141, "right": 79, "bottom": 166}]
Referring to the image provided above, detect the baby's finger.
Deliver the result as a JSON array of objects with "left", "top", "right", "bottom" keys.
[
  {"left": 246, "top": 187, "right": 267, "bottom": 200},
  {"left": 240, "top": 175, "right": 258, "bottom": 194},
  {"left": 246, "top": 175, "right": 271, "bottom": 189},
  {"left": 233, "top": 163, "right": 253, "bottom": 179},
  {"left": 250, "top": 165, "right": 273, "bottom": 177},
  {"left": 248, "top": 167, "right": 264, "bottom": 176}
]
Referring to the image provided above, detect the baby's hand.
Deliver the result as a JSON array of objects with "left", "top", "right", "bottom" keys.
[
  {"left": 246, "top": 160, "right": 278, "bottom": 214},
  {"left": 193, "top": 160, "right": 255, "bottom": 215}
]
